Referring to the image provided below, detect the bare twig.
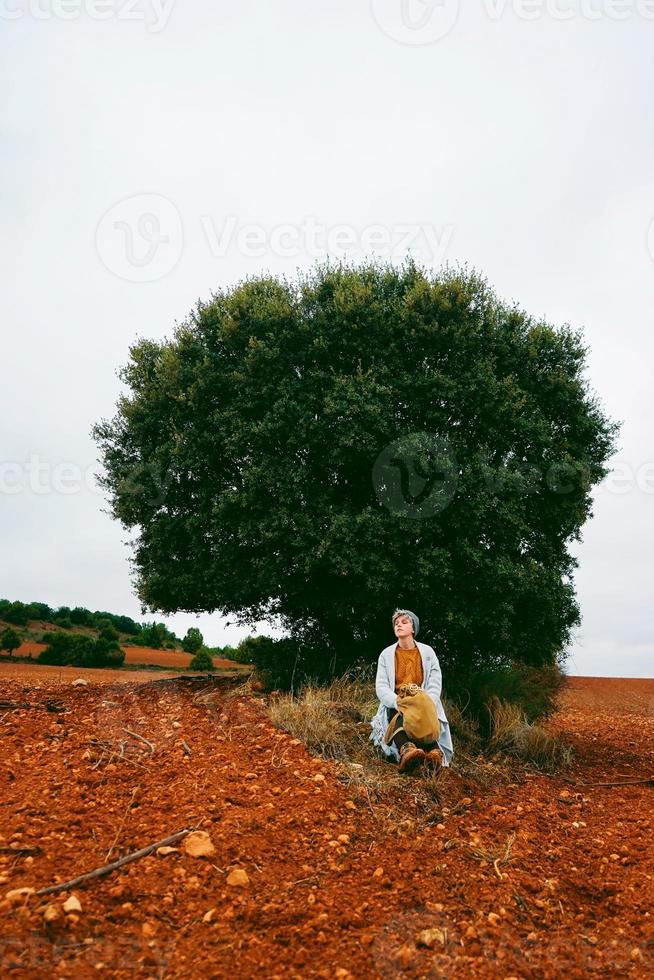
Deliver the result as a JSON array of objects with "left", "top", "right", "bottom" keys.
[
  {"left": 122, "top": 728, "right": 155, "bottom": 756},
  {"left": 105, "top": 786, "right": 140, "bottom": 862},
  {"left": 35, "top": 828, "right": 195, "bottom": 896}
]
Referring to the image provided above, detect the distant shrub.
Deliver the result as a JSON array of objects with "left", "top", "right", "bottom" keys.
[
  {"left": 38, "top": 631, "right": 124, "bottom": 669},
  {"left": 190, "top": 649, "right": 214, "bottom": 671},
  {"left": 248, "top": 636, "right": 327, "bottom": 692},
  {"left": 1, "top": 627, "right": 22, "bottom": 657},
  {"left": 70, "top": 606, "right": 94, "bottom": 626},
  {"left": 182, "top": 627, "right": 203, "bottom": 654},
  {"left": 26, "top": 602, "right": 52, "bottom": 621},
  {"left": 230, "top": 635, "right": 266, "bottom": 665},
  {"left": 99, "top": 624, "right": 120, "bottom": 643},
  {"left": 3, "top": 602, "right": 29, "bottom": 627},
  {"left": 447, "top": 660, "right": 567, "bottom": 734},
  {"left": 136, "top": 621, "right": 173, "bottom": 649}
]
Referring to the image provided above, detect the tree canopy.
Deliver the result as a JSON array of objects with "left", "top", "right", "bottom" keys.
[{"left": 92, "top": 261, "right": 620, "bottom": 687}]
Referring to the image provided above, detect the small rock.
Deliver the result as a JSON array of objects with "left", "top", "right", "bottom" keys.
[
  {"left": 337, "top": 835, "right": 350, "bottom": 844},
  {"left": 345, "top": 801, "right": 356, "bottom": 810},
  {"left": 395, "top": 945, "right": 414, "bottom": 969},
  {"left": 63, "top": 895, "right": 82, "bottom": 914},
  {"left": 203, "top": 908, "right": 216, "bottom": 922},
  {"left": 487, "top": 912, "right": 501, "bottom": 926},
  {"left": 630, "top": 948, "right": 643, "bottom": 961},
  {"left": 182, "top": 831, "right": 216, "bottom": 859},
  {"left": 43, "top": 904, "right": 62, "bottom": 923},
  {"left": 226, "top": 868, "right": 249, "bottom": 888},
  {"left": 372, "top": 867, "right": 384, "bottom": 878},
  {"left": 313, "top": 773, "right": 325, "bottom": 783},
  {"left": 526, "top": 931, "right": 538, "bottom": 942},
  {"left": 141, "top": 921, "right": 157, "bottom": 937},
  {"left": 156, "top": 846, "right": 179, "bottom": 857},
  {"left": 465, "top": 925, "right": 477, "bottom": 939},
  {"left": 416, "top": 927, "right": 445, "bottom": 948},
  {"left": 5, "top": 888, "right": 35, "bottom": 905},
  {"left": 72, "top": 679, "right": 88, "bottom": 687}
]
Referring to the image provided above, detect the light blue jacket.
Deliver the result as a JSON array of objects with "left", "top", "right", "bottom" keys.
[{"left": 369, "top": 641, "right": 454, "bottom": 766}]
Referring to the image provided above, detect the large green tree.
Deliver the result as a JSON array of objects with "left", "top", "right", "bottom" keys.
[{"left": 92, "top": 261, "right": 620, "bottom": 686}]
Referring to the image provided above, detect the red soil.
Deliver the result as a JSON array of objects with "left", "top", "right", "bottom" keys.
[
  {"left": 9, "top": 643, "right": 246, "bottom": 671},
  {"left": 0, "top": 675, "right": 653, "bottom": 978},
  {"left": 0, "top": 662, "right": 180, "bottom": 684}
]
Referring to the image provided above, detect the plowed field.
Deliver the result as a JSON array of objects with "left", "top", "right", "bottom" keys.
[
  {"left": 1, "top": 675, "right": 653, "bottom": 978},
  {"left": 11, "top": 643, "right": 247, "bottom": 671}
]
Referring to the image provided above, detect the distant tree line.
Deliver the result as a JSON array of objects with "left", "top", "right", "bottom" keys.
[
  {"left": 0, "top": 598, "right": 257, "bottom": 672},
  {"left": 0, "top": 598, "right": 180, "bottom": 648}
]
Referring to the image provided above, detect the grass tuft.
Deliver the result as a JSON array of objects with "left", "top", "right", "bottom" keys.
[{"left": 486, "top": 694, "right": 573, "bottom": 771}]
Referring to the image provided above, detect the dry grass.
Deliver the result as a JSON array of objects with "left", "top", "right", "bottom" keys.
[
  {"left": 487, "top": 695, "right": 573, "bottom": 771},
  {"left": 264, "top": 674, "right": 573, "bottom": 831},
  {"left": 268, "top": 683, "right": 373, "bottom": 761}
]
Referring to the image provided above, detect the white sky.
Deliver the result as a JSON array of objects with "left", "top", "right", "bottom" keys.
[{"left": 1, "top": 1, "right": 652, "bottom": 676}]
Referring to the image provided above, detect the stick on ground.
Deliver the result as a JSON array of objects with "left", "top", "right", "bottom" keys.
[{"left": 35, "top": 828, "right": 194, "bottom": 897}]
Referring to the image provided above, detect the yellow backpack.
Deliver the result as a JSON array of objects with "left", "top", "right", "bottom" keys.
[{"left": 383, "top": 683, "right": 441, "bottom": 745}]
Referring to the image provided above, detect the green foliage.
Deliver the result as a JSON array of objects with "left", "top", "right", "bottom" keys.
[
  {"left": 181, "top": 627, "right": 204, "bottom": 654},
  {"left": 1, "top": 627, "right": 22, "bottom": 657},
  {"left": 3, "top": 601, "right": 29, "bottom": 627},
  {"left": 135, "top": 621, "right": 174, "bottom": 649},
  {"left": 70, "top": 606, "right": 94, "bottom": 626},
  {"left": 230, "top": 634, "right": 268, "bottom": 664},
  {"left": 99, "top": 624, "right": 120, "bottom": 643},
  {"left": 448, "top": 660, "right": 568, "bottom": 734},
  {"left": 91, "top": 260, "right": 621, "bottom": 708},
  {"left": 26, "top": 602, "right": 52, "bottom": 621},
  {"left": 246, "top": 636, "right": 329, "bottom": 692},
  {"left": 38, "top": 631, "right": 125, "bottom": 669},
  {"left": 189, "top": 648, "right": 215, "bottom": 671}
]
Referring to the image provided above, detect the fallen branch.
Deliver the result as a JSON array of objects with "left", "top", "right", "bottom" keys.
[{"left": 35, "top": 828, "right": 194, "bottom": 896}]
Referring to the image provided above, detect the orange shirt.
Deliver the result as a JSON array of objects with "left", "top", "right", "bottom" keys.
[{"left": 394, "top": 643, "right": 423, "bottom": 691}]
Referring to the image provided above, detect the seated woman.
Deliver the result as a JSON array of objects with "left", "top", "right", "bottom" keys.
[{"left": 369, "top": 609, "right": 454, "bottom": 774}]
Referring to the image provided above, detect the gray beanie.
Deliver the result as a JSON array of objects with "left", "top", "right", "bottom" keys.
[{"left": 392, "top": 608, "right": 419, "bottom": 638}]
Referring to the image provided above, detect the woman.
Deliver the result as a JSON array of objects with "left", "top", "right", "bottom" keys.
[{"left": 369, "top": 609, "right": 454, "bottom": 774}]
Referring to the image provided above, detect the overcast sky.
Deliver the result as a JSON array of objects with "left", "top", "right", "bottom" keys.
[{"left": 2, "top": 1, "right": 652, "bottom": 676}]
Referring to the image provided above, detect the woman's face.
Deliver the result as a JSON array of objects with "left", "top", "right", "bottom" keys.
[{"left": 393, "top": 614, "right": 414, "bottom": 640}]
